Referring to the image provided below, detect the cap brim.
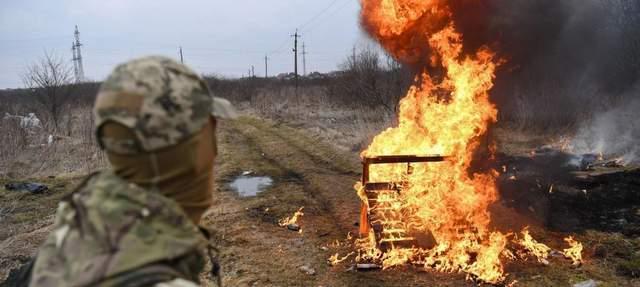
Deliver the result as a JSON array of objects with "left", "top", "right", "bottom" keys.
[{"left": 211, "top": 97, "right": 238, "bottom": 119}]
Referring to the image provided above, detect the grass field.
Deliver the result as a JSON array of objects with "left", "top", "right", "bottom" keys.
[{"left": 2, "top": 112, "right": 639, "bottom": 286}]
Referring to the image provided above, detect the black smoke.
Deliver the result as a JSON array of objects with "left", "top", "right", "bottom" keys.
[{"left": 450, "top": 0, "right": 640, "bottom": 128}]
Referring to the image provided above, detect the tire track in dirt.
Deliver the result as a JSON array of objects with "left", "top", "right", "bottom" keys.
[
  {"left": 203, "top": 117, "right": 368, "bottom": 287},
  {"left": 204, "top": 117, "right": 470, "bottom": 287},
  {"left": 215, "top": 117, "right": 471, "bottom": 287},
  {"left": 229, "top": 118, "right": 362, "bottom": 235}
]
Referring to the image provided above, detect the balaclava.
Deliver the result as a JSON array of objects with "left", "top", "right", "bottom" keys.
[{"left": 93, "top": 56, "right": 236, "bottom": 223}]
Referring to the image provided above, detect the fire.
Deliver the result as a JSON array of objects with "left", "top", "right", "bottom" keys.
[
  {"left": 518, "top": 228, "right": 551, "bottom": 264},
  {"left": 350, "top": 0, "right": 584, "bottom": 284},
  {"left": 356, "top": 0, "right": 503, "bottom": 283},
  {"left": 563, "top": 236, "right": 584, "bottom": 266},
  {"left": 278, "top": 207, "right": 304, "bottom": 227},
  {"left": 328, "top": 252, "right": 355, "bottom": 266}
]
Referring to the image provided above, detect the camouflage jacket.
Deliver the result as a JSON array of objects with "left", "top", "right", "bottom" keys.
[{"left": 28, "top": 171, "right": 208, "bottom": 287}]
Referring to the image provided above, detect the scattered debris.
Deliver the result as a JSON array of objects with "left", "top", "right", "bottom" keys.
[
  {"left": 278, "top": 207, "right": 304, "bottom": 231},
  {"left": 3, "top": 112, "right": 42, "bottom": 130},
  {"left": 356, "top": 263, "right": 381, "bottom": 271},
  {"left": 549, "top": 250, "right": 565, "bottom": 258},
  {"left": 573, "top": 279, "right": 598, "bottom": 287},
  {"left": 298, "top": 265, "right": 316, "bottom": 275},
  {"left": 4, "top": 182, "right": 48, "bottom": 194},
  {"left": 287, "top": 223, "right": 300, "bottom": 231}
]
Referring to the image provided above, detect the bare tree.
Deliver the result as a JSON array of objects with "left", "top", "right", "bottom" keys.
[
  {"left": 330, "top": 45, "right": 411, "bottom": 115},
  {"left": 22, "top": 52, "right": 76, "bottom": 132}
]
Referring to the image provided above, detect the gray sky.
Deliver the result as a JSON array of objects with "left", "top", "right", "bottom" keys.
[{"left": 0, "top": 0, "right": 364, "bottom": 89}]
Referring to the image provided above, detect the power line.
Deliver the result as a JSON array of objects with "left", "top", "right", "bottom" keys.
[
  {"left": 299, "top": 0, "right": 342, "bottom": 32},
  {"left": 269, "top": 37, "right": 292, "bottom": 55},
  {"left": 303, "top": 0, "right": 352, "bottom": 35},
  {"left": 268, "top": 0, "right": 345, "bottom": 56}
]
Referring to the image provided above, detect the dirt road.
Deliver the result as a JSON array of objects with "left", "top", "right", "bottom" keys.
[{"left": 205, "top": 117, "right": 472, "bottom": 287}]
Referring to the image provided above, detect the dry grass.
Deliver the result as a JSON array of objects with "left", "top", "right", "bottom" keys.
[
  {"left": 0, "top": 176, "right": 83, "bottom": 281},
  {"left": 241, "top": 86, "right": 394, "bottom": 154},
  {"left": 0, "top": 105, "right": 107, "bottom": 179}
]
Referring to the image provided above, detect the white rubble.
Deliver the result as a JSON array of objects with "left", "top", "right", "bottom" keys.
[
  {"left": 573, "top": 279, "right": 598, "bottom": 287},
  {"left": 4, "top": 112, "right": 42, "bottom": 129}
]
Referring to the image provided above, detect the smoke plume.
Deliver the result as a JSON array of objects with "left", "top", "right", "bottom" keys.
[
  {"left": 571, "top": 92, "right": 640, "bottom": 164},
  {"left": 452, "top": 0, "right": 640, "bottom": 158}
]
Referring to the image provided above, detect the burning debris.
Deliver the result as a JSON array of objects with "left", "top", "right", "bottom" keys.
[
  {"left": 278, "top": 207, "right": 304, "bottom": 232},
  {"left": 328, "top": 252, "right": 355, "bottom": 266},
  {"left": 332, "top": 0, "right": 587, "bottom": 284},
  {"left": 518, "top": 228, "right": 551, "bottom": 264},
  {"left": 563, "top": 236, "right": 584, "bottom": 266}
]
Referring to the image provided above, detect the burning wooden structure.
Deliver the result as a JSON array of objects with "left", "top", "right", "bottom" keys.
[
  {"left": 359, "top": 155, "right": 447, "bottom": 248},
  {"left": 342, "top": 0, "right": 585, "bottom": 284}
]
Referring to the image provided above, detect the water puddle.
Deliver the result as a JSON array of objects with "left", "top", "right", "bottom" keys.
[{"left": 229, "top": 176, "right": 273, "bottom": 197}]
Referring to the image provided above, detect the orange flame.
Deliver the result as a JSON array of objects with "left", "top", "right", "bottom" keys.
[
  {"left": 352, "top": 1, "right": 585, "bottom": 283},
  {"left": 328, "top": 252, "right": 355, "bottom": 266},
  {"left": 278, "top": 207, "right": 304, "bottom": 227},
  {"left": 562, "top": 236, "right": 584, "bottom": 266},
  {"left": 518, "top": 228, "right": 551, "bottom": 264},
  {"left": 356, "top": 0, "right": 504, "bottom": 283}
]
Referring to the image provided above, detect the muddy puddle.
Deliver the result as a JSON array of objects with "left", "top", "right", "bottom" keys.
[{"left": 229, "top": 176, "right": 273, "bottom": 197}]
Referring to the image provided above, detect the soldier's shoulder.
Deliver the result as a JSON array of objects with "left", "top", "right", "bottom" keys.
[{"left": 74, "top": 170, "right": 144, "bottom": 195}]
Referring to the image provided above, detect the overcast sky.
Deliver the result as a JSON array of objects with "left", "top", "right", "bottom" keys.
[{"left": 0, "top": 0, "right": 365, "bottom": 89}]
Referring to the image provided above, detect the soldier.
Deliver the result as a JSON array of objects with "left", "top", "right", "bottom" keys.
[{"left": 26, "top": 56, "right": 236, "bottom": 287}]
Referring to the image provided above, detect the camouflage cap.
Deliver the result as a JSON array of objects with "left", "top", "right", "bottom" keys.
[{"left": 94, "top": 56, "right": 237, "bottom": 153}]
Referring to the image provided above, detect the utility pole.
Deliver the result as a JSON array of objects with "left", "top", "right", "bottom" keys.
[
  {"left": 251, "top": 65, "right": 255, "bottom": 78},
  {"left": 179, "top": 46, "right": 184, "bottom": 64},
  {"left": 71, "top": 42, "right": 78, "bottom": 81},
  {"left": 302, "top": 42, "right": 307, "bottom": 76},
  {"left": 264, "top": 55, "right": 269, "bottom": 78},
  {"left": 352, "top": 45, "right": 357, "bottom": 66},
  {"left": 72, "top": 25, "right": 85, "bottom": 82},
  {"left": 291, "top": 29, "right": 301, "bottom": 85}
]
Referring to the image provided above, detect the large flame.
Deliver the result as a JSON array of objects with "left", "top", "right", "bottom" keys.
[
  {"left": 351, "top": 0, "right": 588, "bottom": 283},
  {"left": 351, "top": 1, "right": 584, "bottom": 283},
  {"left": 356, "top": 0, "right": 505, "bottom": 283}
]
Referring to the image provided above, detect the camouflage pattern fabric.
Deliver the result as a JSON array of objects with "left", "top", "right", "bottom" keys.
[
  {"left": 94, "top": 56, "right": 236, "bottom": 154},
  {"left": 28, "top": 171, "right": 208, "bottom": 287}
]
